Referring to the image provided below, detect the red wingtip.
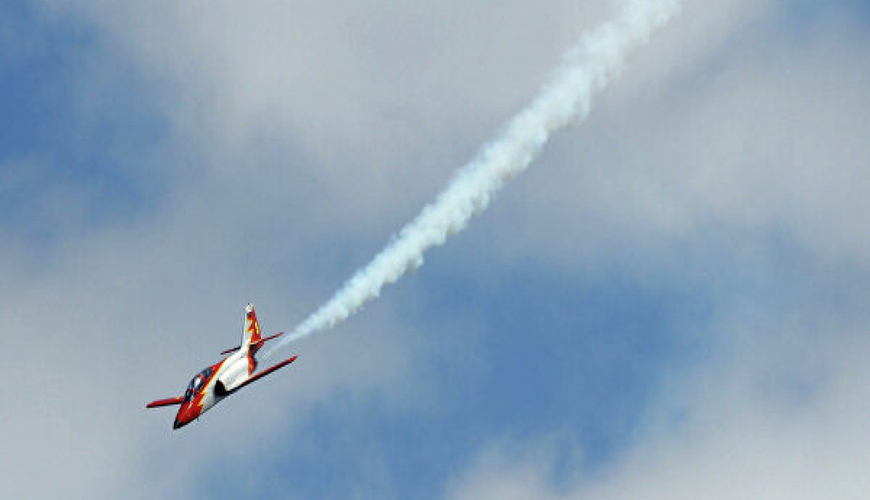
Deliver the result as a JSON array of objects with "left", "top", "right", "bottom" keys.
[{"left": 146, "top": 396, "right": 185, "bottom": 409}]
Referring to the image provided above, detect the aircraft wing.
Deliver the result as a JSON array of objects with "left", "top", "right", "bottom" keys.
[
  {"left": 146, "top": 396, "right": 185, "bottom": 408},
  {"left": 234, "top": 356, "right": 297, "bottom": 393}
]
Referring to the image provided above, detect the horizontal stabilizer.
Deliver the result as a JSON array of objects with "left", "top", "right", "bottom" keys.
[
  {"left": 146, "top": 396, "right": 184, "bottom": 409},
  {"left": 253, "top": 332, "right": 285, "bottom": 348},
  {"left": 220, "top": 332, "right": 284, "bottom": 355}
]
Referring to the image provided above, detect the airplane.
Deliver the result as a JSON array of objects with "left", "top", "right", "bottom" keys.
[{"left": 146, "top": 303, "right": 297, "bottom": 429}]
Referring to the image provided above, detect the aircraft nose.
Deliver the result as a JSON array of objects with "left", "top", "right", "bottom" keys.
[
  {"left": 173, "top": 404, "right": 195, "bottom": 430},
  {"left": 173, "top": 413, "right": 191, "bottom": 430}
]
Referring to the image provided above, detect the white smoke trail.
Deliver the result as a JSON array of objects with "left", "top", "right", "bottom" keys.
[{"left": 269, "top": 0, "right": 680, "bottom": 353}]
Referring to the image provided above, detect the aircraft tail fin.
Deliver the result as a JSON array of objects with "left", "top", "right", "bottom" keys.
[
  {"left": 240, "top": 304, "right": 286, "bottom": 374},
  {"left": 242, "top": 303, "right": 262, "bottom": 349},
  {"left": 221, "top": 305, "right": 284, "bottom": 359}
]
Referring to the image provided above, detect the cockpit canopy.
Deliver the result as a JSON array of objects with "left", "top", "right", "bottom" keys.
[{"left": 183, "top": 366, "right": 214, "bottom": 402}]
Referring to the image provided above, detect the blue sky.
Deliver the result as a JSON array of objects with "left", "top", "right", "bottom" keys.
[
  {"left": 3, "top": 1, "right": 870, "bottom": 499},
  {"left": 1, "top": 1, "right": 164, "bottom": 250}
]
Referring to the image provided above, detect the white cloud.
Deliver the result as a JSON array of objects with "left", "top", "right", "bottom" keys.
[
  {"left": 470, "top": 0, "right": 870, "bottom": 278},
  {"left": 446, "top": 298, "right": 870, "bottom": 500}
]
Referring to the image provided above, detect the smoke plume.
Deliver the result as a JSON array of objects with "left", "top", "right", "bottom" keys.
[{"left": 269, "top": 0, "right": 680, "bottom": 352}]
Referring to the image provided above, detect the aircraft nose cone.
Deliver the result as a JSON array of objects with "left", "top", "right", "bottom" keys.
[
  {"left": 173, "top": 404, "right": 196, "bottom": 430},
  {"left": 174, "top": 414, "right": 192, "bottom": 430}
]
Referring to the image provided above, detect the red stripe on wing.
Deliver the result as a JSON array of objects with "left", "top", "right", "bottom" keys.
[{"left": 146, "top": 396, "right": 184, "bottom": 408}]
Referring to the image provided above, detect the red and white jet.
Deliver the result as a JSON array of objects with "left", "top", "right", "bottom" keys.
[{"left": 146, "top": 304, "right": 296, "bottom": 429}]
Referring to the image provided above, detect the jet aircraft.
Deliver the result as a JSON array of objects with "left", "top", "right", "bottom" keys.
[{"left": 146, "top": 304, "right": 296, "bottom": 429}]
